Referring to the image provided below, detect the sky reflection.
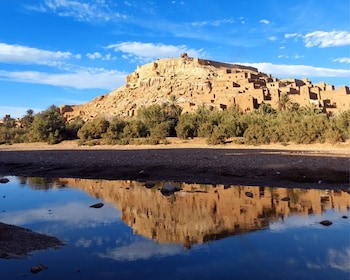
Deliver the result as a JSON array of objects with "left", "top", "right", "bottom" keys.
[{"left": 0, "top": 176, "right": 349, "bottom": 280}]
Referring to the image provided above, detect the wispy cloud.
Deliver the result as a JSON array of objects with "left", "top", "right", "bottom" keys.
[
  {"left": 304, "top": 31, "right": 350, "bottom": 48},
  {"left": 99, "top": 240, "right": 183, "bottom": 261},
  {"left": 333, "top": 57, "right": 350, "bottom": 64},
  {"left": 240, "top": 62, "right": 350, "bottom": 78},
  {"left": 284, "top": 33, "right": 302, "bottom": 39},
  {"left": 0, "top": 42, "right": 74, "bottom": 65},
  {"left": 106, "top": 41, "right": 206, "bottom": 63},
  {"left": 0, "top": 68, "right": 126, "bottom": 90},
  {"left": 191, "top": 18, "right": 234, "bottom": 27},
  {"left": 260, "top": 19, "right": 270, "bottom": 25},
  {"left": 86, "top": 52, "right": 114, "bottom": 61},
  {"left": 27, "top": 0, "right": 127, "bottom": 22}
]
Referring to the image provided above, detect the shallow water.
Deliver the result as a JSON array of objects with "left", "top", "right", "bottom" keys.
[{"left": 0, "top": 176, "right": 349, "bottom": 280}]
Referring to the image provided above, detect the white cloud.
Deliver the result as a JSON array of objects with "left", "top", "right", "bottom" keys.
[
  {"left": 98, "top": 240, "right": 183, "bottom": 261},
  {"left": 30, "top": 0, "right": 127, "bottom": 22},
  {"left": 260, "top": 19, "right": 270, "bottom": 24},
  {"left": 106, "top": 41, "right": 205, "bottom": 63},
  {"left": 0, "top": 201, "right": 120, "bottom": 232},
  {"left": 333, "top": 57, "right": 350, "bottom": 63},
  {"left": 0, "top": 42, "right": 73, "bottom": 65},
  {"left": 328, "top": 248, "right": 350, "bottom": 272},
  {"left": 268, "top": 36, "right": 277, "bottom": 41},
  {"left": 86, "top": 52, "right": 114, "bottom": 61},
  {"left": 0, "top": 68, "right": 127, "bottom": 90},
  {"left": 240, "top": 62, "right": 350, "bottom": 78},
  {"left": 191, "top": 18, "right": 234, "bottom": 27},
  {"left": 285, "top": 33, "right": 301, "bottom": 39},
  {"left": 304, "top": 31, "right": 350, "bottom": 48},
  {"left": 86, "top": 52, "right": 102, "bottom": 60}
]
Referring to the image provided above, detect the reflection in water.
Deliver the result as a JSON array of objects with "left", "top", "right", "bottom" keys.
[
  {"left": 21, "top": 177, "right": 350, "bottom": 248},
  {"left": 1, "top": 176, "right": 349, "bottom": 280}
]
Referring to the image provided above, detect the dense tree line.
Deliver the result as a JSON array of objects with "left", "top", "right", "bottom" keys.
[{"left": 1, "top": 98, "right": 349, "bottom": 146}]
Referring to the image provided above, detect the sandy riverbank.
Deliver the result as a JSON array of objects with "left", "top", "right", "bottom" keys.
[{"left": 0, "top": 139, "right": 349, "bottom": 189}]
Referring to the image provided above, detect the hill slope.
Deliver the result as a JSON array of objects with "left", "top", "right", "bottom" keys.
[{"left": 60, "top": 54, "right": 349, "bottom": 122}]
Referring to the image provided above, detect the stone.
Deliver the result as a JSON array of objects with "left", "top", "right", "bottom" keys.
[
  {"left": 319, "top": 220, "right": 333, "bottom": 226},
  {"left": 0, "top": 178, "right": 9, "bottom": 184},
  {"left": 30, "top": 264, "right": 48, "bottom": 274},
  {"left": 144, "top": 181, "right": 156, "bottom": 188},
  {"left": 245, "top": 192, "right": 253, "bottom": 198},
  {"left": 89, "top": 202, "right": 104, "bottom": 208},
  {"left": 160, "top": 184, "right": 180, "bottom": 196}
]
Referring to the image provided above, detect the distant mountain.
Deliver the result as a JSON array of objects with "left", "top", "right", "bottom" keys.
[{"left": 60, "top": 54, "right": 350, "bottom": 122}]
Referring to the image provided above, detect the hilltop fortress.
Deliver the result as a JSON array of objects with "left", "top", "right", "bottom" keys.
[{"left": 61, "top": 54, "right": 350, "bottom": 122}]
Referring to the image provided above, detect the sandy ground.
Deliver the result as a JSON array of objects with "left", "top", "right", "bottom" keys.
[{"left": 0, "top": 139, "right": 349, "bottom": 189}]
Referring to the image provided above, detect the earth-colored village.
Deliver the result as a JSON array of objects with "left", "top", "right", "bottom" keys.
[{"left": 60, "top": 54, "right": 349, "bottom": 123}]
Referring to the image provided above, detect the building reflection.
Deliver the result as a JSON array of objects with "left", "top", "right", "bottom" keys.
[{"left": 21, "top": 177, "right": 350, "bottom": 248}]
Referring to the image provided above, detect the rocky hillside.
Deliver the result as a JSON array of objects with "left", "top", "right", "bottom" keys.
[{"left": 60, "top": 53, "right": 349, "bottom": 122}]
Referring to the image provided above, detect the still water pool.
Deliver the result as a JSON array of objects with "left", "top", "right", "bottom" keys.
[{"left": 0, "top": 176, "right": 349, "bottom": 280}]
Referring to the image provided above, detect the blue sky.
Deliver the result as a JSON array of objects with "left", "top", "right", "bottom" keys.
[{"left": 0, "top": 0, "right": 349, "bottom": 118}]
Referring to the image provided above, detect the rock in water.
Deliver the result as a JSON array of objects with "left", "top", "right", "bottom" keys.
[
  {"left": 245, "top": 191, "right": 253, "bottom": 198},
  {"left": 160, "top": 184, "right": 180, "bottom": 196},
  {"left": 89, "top": 202, "right": 104, "bottom": 208},
  {"left": 0, "top": 178, "right": 9, "bottom": 184},
  {"left": 320, "top": 220, "right": 332, "bottom": 226},
  {"left": 31, "top": 264, "right": 48, "bottom": 274}
]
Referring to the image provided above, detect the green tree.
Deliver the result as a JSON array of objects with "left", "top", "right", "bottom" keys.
[
  {"left": 137, "top": 104, "right": 172, "bottom": 139},
  {"left": 176, "top": 112, "right": 198, "bottom": 139},
  {"left": 21, "top": 109, "right": 35, "bottom": 128},
  {"left": 78, "top": 117, "right": 109, "bottom": 141},
  {"left": 30, "top": 105, "right": 66, "bottom": 144},
  {"left": 2, "top": 115, "right": 16, "bottom": 129},
  {"left": 277, "top": 93, "right": 297, "bottom": 112}
]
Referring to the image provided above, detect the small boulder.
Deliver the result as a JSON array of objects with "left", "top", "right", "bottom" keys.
[
  {"left": 245, "top": 191, "right": 253, "bottom": 198},
  {"left": 0, "top": 178, "right": 9, "bottom": 184},
  {"left": 144, "top": 181, "right": 156, "bottom": 189},
  {"left": 89, "top": 203, "right": 104, "bottom": 209},
  {"left": 30, "top": 264, "right": 48, "bottom": 274},
  {"left": 281, "top": 197, "right": 290, "bottom": 202},
  {"left": 160, "top": 184, "right": 180, "bottom": 196},
  {"left": 320, "top": 220, "right": 332, "bottom": 226}
]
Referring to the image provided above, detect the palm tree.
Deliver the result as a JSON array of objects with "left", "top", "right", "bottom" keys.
[
  {"left": 301, "top": 103, "right": 322, "bottom": 115},
  {"left": 166, "top": 95, "right": 182, "bottom": 118},
  {"left": 277, "top": 93, "right": 292, "bottom": 111}
]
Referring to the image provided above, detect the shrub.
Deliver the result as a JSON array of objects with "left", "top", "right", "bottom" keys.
[
  {"left": 206, "top": 125, "right": 227, "bottom": 145},
  {"left": 176, "top": 113, "right": 198, "bottom": 139},
  {"left": 243, "top": 124, "right": 270, "bottom": 144},
  {"left": 77, "top": 117, "right": 109, "bottom": 141},
  {"left": 30, "top": 105, "right": 66, "bottom": 144}
]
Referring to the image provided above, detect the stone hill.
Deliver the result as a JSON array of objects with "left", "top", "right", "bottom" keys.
[{"left": 60, "top": 54, "right": 350, "bottom": 122}]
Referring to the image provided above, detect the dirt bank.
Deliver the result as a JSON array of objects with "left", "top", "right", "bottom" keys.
[{"left": 0, "top": 140, "right": 349, "bottom": 189}]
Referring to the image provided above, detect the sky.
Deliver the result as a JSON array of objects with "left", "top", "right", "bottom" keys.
[{"left": 0, "top": 0, "right": 349, "bottom": 118}]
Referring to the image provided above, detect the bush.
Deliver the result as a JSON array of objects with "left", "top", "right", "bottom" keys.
[
  {"left": 30, "top": 105, "right": 66, "bottom": 144},
  {"left": 176, "top": 113, "right": 198, "bottom": 139},
  {"left": 243, "top": 124, "right": 270, "bottom": 144},
  {"left": 206, "top": 125, "right": 227, "bottom": 145},
  {"left": 78, "top": 117, "right": 109, "bottom": 141}
]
